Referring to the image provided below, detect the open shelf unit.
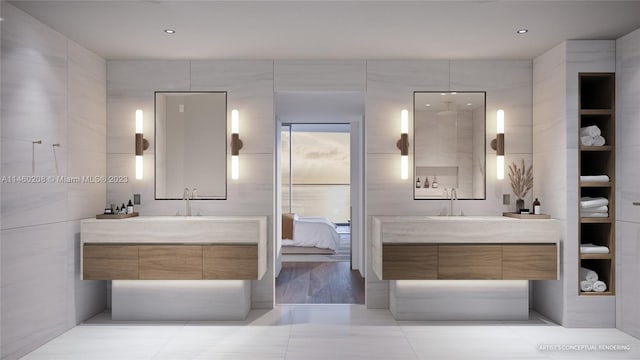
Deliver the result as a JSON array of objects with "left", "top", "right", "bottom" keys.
[{"left": 578, "top": 73, "right": 615, "bottom": 296}]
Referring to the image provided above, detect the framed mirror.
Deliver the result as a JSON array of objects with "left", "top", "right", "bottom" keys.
[
  {"left": 155, "top": 91, "right": 227, "bottom": 200},
  {"left": 413, "top": 91, "right": 486, "bottom": 200}
]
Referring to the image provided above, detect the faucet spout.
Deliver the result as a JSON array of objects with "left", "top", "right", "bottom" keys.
[
  {"left": 183, "top": 187, "right": 191, "bottom": 216},
  {"left": 449, "top": 188, "right": 458, "bottom": 216}
]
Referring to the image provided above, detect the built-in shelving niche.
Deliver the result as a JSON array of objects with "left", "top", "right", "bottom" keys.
[{"left": 578, "top": 73, "right": 615, "bottom": 296}]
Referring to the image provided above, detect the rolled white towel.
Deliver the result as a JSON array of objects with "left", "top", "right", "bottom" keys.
[
  {"left": 580, "top": 175, "right": 610, "bottom": 182},
  {"left": 582, "top": 212, "right": 608, "bottom": 218},
  {"left": 593, "top": 280, "right": 607, "bottom": 292},
  {"left": 580, "top": 243, "right": 610, "bottom": 254},
  {"left": 592, "top": 135, "right": 606, "bottom": 146},
  {"left": 581, "top": 205, "right": 608, "bottom": 213},
  {"left": 581, "top": 267, "right": 599, "bottom": 282},
  {"left": 581, "top": 125, "right": 601, "bottom": 137},
  {"left": 580, "top": 280, "right": 594, "bottom": 292},
  {"left": 580, "top": 197, "right": 609, "bottom": 208},
  {"left": 581, "top": 135, "right": 595, "bottom": 146}
]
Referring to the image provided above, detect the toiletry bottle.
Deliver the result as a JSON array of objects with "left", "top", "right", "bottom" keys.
[
  {"left": 533, "top": 198, "right": 541, "bottom": 215},
  {"left": 416, "top": 177, "right": 421, "bottom": 188},
  {"left": 115, "top": 206, "right": 120, "bottom": 214},
  {"left": 127, "top": 199, "right": 134, "bottom": 214},
  {"left": 432, "top": 175, "right": 439, "bottom": 188},
  {"left": 424, "top": 176, "right": 430, "bottom": 188},
  {"left": 121, "top": 203, "right": 126, "bottom": 214}
]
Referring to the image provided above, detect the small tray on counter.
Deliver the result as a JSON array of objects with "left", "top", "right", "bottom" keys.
[
  {"left": 96, "top": 212, "right": 139, "bottom": 219},
  {"left": 502, "top": 212, "right": 550, "bottom": 219}
]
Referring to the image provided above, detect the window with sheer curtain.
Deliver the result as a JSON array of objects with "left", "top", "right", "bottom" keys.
[{"left": 282, "top": 126, "right": 350, "bottom": 224}]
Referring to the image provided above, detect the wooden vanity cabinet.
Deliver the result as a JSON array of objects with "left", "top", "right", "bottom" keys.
[
  {"left": 139, "top": 245, "right": 203, "bottom": 280},
  {"left": 382, "top": 244, "right": 437, "bottom": 280},
  {"left": 438, "top": 245, "right": 502, "bottom": 280},
  {"left": 82, "top": 243, "right": 259, "bottom": 280},
  {"left": 83, "top": 245, "right": 139, "bottom": 280},
  {"left": 381, "top": 243, "right": 558, "bottom": 280},
  {"left": 502, "top": 244, "right": 557, "bottom": 280}
]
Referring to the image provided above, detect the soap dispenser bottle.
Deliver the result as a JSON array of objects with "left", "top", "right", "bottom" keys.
[
  {"left": 533, "top": 198, "right": 541, "bottom": 215},
  {"left": 424, "top": 176, "right": 430, "bottom": 188},
  {"left": 416, "top": 177, "right": 421, "bottom": 188},
  {"left": 127, "top": 199, "right": 134, "bottom": 214},
  {"left": 432, "top": 175, "right": 439, "bottom": 189}
]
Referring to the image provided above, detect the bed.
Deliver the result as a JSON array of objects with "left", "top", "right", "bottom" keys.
[{"left": 281, "top": 213, "right": 341, "bottom": 253}]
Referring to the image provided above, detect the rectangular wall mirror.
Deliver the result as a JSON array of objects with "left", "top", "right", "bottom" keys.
[
  {"left": 155, "top": 91, "right": 227, "bottom": 200},
  {"left": 414, "top": 91, "right": 486, "bottom": 200}
]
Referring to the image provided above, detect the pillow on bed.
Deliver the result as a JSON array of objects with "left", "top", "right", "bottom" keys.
[{"left": 282, "top": 213, "right": 295, "bottom": 239}]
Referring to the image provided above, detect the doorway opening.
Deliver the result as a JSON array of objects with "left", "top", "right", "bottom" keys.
[{"left": 274, "top": 92, "right": 365, "bottom": 305}]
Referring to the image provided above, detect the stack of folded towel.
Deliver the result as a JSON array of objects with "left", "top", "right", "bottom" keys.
[
  {"left": 580, "top": 175, "right": 610, "bottom": 183},
  {"left": 580, "top": 243, "right": 610, "bottom": 254},
  {"left": 580, "top": 197, "right": 609, "bottom": 218},
  {"left": 581, "top": 125, "right": 606, "bottom": 146},
  {"left": 580, "top": 267, "right": 608, "bottom": 292}
]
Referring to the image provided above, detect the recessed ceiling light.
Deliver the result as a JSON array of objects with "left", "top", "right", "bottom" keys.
[
  {"left": 164, "top": 29, "right": 176, "bottom": 34},
  {"left": 517, "top": 29, "right": 528, "bottom": 34},
  {"left": 466, "top": 103, "right": 473, "bottom": 106},
  {"left": 451, "top": 92, "right": 457, "bottom": 95},
  {"left": 425, "top": 104, "right": 431, "bottom": 107},
  {"left": 441, "top": 93, "right": 446, "bottom": 96}
]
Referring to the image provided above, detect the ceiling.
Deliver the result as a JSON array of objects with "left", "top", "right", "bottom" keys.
[{"left": 8, "top": 1, "right": 640, "bottom": 60}]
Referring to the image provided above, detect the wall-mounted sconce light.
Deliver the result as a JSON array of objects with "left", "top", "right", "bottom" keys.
[
  {"left": 135, "top": 109, "right": 149, "bottom": 180},
  {"left": 491, "top": 109, "right": 505, "bottom": 180},
  {"left": 397, "top": 109, "right": 409, "bottom": 180},
  {"left": 231, "top": 109, "right": 243, "bottom": 180}
]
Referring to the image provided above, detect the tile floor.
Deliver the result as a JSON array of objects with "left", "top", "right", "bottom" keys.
[{"left": 22, "top": 305, "right": 640, "bottom": 360}]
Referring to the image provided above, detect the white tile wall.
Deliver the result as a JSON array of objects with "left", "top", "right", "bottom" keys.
[
  {"left": 106, "top": 60, "right": 275, "bottom": 309},
  {"left": 0, "top": 3, "right": 107, "bottom": 359},
  {"left": 616, "top": 27, "right": 640, "bottom": 339},
  {"left": 274, "top": 60, "right": 366, "bottom": 92}
]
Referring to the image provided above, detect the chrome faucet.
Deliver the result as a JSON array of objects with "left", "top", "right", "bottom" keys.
[
  {"left": 183, "top": 187, "right": 191, "bottom": 216},
  {"left": 449, "top": 188, "right": 458, "bottom": 216}
]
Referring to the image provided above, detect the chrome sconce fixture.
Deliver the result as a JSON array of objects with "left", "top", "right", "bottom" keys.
[
  {"left": 135, "top": 109, "right": 149, "bottom": 180},
  {"left": 231, "top": 109, "right": 243, "bottom": 180},
  {"left": 491, "top": 109, "right": 505, "bottom": 180},
  {"left": 397, "top": 109, "right": 409, "bottom": 180}
]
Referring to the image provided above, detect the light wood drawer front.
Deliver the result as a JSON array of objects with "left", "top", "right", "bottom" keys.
[
  {"left": 203, "top": 245, "right": 258, "bottom": 280},
  {"left": 382, "top": 244, "right": 438, "bottom": 280},
  {"left": 438, "top": 245, "right": 502, "bottom": 280},
  {"left": 83, "top": 245, "right": 139, "bottom": 280},
  {"left": 502, "top": 244, "right": 558, "bottom": 280},
  {"left": 139, "top": 246, "right": 203, "bottom": 280}
]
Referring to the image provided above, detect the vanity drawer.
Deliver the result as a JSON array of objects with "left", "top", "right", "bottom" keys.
[
  {"left": 382, "top": 244, "right": 438, "bottom": 280},
  {"left": 203, "top": 245, "right": 258, "bottom": 280},
  {"left": 502, "top": 244, "right": 558, "bottom": 280},
  {"left": 83, "top": 244, "right": 139, "bottom": 280},
  {"left": 438, "top": 245, "right": 502, "bottom": 280},
  {"left": 139, "top": 245, "right": 203, "bottom": 280}
]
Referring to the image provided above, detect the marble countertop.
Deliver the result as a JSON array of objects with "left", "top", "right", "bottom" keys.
[
  {"left": 372, "top": 215, "right": 560, "bottom": 244},
  {"left": 81, "top": 216, "right": 267, "bottom": 244}
]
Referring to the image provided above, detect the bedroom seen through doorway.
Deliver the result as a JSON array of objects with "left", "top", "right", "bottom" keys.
[{"left": 276, "top": 123, "right": 364, "bottom": 304}]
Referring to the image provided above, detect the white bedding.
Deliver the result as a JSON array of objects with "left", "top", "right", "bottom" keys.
[{"left": 281, "top": 216, "right": 340, "bottom": 251}]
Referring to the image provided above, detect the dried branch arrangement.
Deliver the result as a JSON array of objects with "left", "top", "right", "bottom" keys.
[{"left": 508, "top": 159, "right": 533, "bottom": 200}]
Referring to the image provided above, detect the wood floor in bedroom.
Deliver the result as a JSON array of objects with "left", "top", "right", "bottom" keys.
[{"left": 276, "top": 262, "right": 365, "bottom": 304}]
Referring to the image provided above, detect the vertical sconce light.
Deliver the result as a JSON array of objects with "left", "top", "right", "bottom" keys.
[
  {"left": 397, "top": 109, "right": 409, "bottom": 180},
  {"left": 491, "top": 109, "right": 505, "bottom": 180},
  {"left": 135, "top": 109, "right": 149, "bottom": 180},
  {"left": 231, "top": 109, "right": 243, "bottom": 180}
]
